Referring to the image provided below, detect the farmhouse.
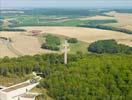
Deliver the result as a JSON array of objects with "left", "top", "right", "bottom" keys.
[{"left": 0, "top": 76, "right": 41, "bottom": 100}]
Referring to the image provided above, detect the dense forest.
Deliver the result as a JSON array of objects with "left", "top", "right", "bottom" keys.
[
  {"left": 67, "top": 38, "right": 78, "bottom": 43},
  {"left": 39, "top": 54, "right": 132, "bottom": 100},
  {"left": 0, "top": 53, "right": 132, "bottom": 100}
]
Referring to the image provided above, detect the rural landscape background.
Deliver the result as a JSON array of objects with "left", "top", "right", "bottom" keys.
[{"left": 0, "top": 0, "right": 132, "bottom": 100}]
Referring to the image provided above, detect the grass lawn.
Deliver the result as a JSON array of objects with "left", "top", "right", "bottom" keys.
[{"left": 69, "top": 41, "right": 89, "bottom": 54}]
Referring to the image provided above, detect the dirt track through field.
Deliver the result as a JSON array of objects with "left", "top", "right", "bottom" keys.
[
  {"left": 0, "top": 37, "right": 22, "bottom": 57},
  {"left": 0, "top": 31, "right": 57, "bottom": 57},
  {"left": 0, "top": 40, "right": 17, "bottom": 57}
]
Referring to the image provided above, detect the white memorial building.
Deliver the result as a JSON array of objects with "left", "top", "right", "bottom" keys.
[{"left": 0, "top": 75, "right": 41, "bottom": 100}]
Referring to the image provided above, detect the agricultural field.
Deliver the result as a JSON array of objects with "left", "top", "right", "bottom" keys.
[
  {"left": 0, "top": 9, "right": 132, "bottom": 58},
  {"left": 78, "top": 15, "right": 115, "bottom": 20},
  {"left": 1, "top": 9, "right": 132, "bottom": 34},
  {"left": 0, "top": 26, "right": 132, "bottom": 58},
  {"left": 0, "top": 40, "right": 17, "bottom": 57},
  {"left": 0, "top": 31, "right": 56, "bottom": 58},
  {"left": 104, "top": 11, "right": 132, "bottom": 30},
  {"left": 0, "top": 16, "right": 117, "bottom": 27},
  {"left": 23, "top": 26, "right": 132, "bottom": 45},
  {"left": 1, "top": 10, "right": 132, "bottom": 28}
]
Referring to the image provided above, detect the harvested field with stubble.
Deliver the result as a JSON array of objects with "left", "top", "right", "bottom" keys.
[
  {"left": 0, "top": 26, "right": 132, "bottom": 57},
  {"left": 79, "top": 11, "right": 132, "bottom": 31},
  {"left": 0, "top": 40, "right": 17, "bottom": 58},
  {"left": 0, "top": 31, "right": 55, "bottom": 58},
  {"left": 12, "top": 34, "right": 44, "bottom": 55},
  {"left": 105, "top": 11, "right": 132, "bottom": 30},
  {"left": 106, "top": 11, "right": 132, "bottom": 25},
  {"left": 23, "top": 26, "right": 132, "bottom": 45}
]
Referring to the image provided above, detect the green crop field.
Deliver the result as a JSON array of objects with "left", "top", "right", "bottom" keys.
[{"left": 7, "top": 15, "right": 117, "bottom": 27}]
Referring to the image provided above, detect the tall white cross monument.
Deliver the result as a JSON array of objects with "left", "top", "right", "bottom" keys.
[{"left": 61, "top": 40, "right": 70, "bottom": 64}]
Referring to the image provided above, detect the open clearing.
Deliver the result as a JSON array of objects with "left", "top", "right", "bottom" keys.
[{"left": 0, "top": 26, "right": 132, "bottom": 57}]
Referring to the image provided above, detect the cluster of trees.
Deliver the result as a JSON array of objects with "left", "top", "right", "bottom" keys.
[
  {"left": 88, "top": 39, "right": 132, "bottom": 54},
  {"left": 78, "top": 24, "right": 132, "bottom": 34},
  {"left": 67, "top": 38, "right": 78, "bottom": 43},
  {"left": 41, "top": 35, "right": 61, "bottom": 51},
  {"left": 0, "top": 53, "right": 132, "bottom": 100}
]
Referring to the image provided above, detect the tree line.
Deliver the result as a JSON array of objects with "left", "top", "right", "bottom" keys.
[
  {"left": 78, "top": 24, "right": 132, "bottom": 34},
  {"left": 0, "top": 28, "right": 26, "bottom": 32}
]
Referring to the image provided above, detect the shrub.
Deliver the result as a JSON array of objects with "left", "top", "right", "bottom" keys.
[
  {"left": 68, "top": 38, "right": 78, "bottom": 43},
  {"left": 41, "top": 43, "right": 59, "bottom": 51}
]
